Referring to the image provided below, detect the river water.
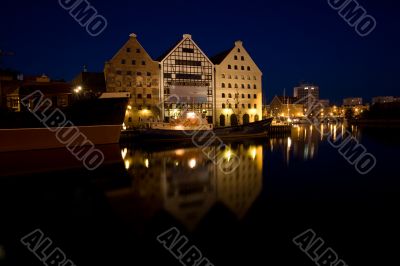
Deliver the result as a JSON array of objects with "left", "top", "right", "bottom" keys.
[{"left": 0, "top": 124, "right": 398, "bottom": 265}]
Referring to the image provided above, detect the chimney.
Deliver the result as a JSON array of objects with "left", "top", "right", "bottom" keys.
[{"left": 235, "top": 40, "right": 243, "bottom": 46}]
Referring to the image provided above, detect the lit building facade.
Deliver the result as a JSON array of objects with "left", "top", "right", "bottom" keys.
[
  {"left": 343, "top": 97, "right": 363, "bottom": 106},
  {"left": 158, "top": 34, "right": 214, "bottom": 124},
  {"left": 269, "top": 96, "right": 304, "bottom": 118},
  {"left": 372, "top": 96, "right": 395, "bottom": 105},
  {"left": 294, "top": 84, "right": 320, "bottom": 104},
  {"left": 212, "top": 41, "right": 263, "bottom": 126},
  {"left": 104, "top": 33, "right": 161, "bottom": 127}
]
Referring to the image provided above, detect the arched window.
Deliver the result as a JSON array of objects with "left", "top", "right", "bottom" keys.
[
  {"left": 241, "top": 84, "right": 245, "bottom": 89},
  {"left": 234, "top": 84, "right": 238, "bottom": 88},
  {"left": 222, "top": 93, "right": 226, "bottom": 98},
  {"left": 247, "top": 66, "right": 251, "bottom": 71},
  {"left": 228, "top": 93, "right": 232, "bottom": 98},
  {"left": 222, "top": 74, "right": 225, "bottom": 78},
  {"left": 228, "top": 65, "right": 232, "bottom": 69},
  {"left": 254, "top": 84, "right": 257, "bottom": 89},
  {"left": 234, "top": 55, "right": 238, "bottom": 60},
  {"left": 222, "top": 83, "right": 226, "bottom": 88},
  {"left": 234, "top": 65, "right": 238, "bottom": 70},
  {"left": 247, "top": 84, "right": 251, "bottom": 89},
  {"left": 243, "top": 114, "right": 250, "bottom": 124},
  {"left": 241, "top": 66, "right": 244, "bottom": 70},
  {"left": 234, "top": 75, "right": 238, "bottom": 79},
  {"left": 222, "top": 103, "right": 226, "bottom": 108},
  {"left": 254, "top": 115, "right": 259, "bottom": 121},
  {"left": 220, "top": 114, "right": 226, "bottom": 127},
  {"left": 241, "top": 56, "right": 245, "bottom": 61},
  {"left": 242, "top": 94, "right": 245, "bottom": 98},
  {"left": 248, "top": 94, "right": 251, "bottom": 99},
  {"left": 228, "top": 83, "right": 232, "bottom": 88},
  {"left": 228, "top": 75, "right": 232, "bottom": 79}
]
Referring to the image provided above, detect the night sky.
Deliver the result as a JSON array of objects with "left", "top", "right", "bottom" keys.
[{"left": 1, "top": 0, "right": 399, "bottom": 103}]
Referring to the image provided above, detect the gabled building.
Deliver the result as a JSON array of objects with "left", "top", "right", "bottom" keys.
[
  {"left": 211, "top": 41, "right": 262, "bottom": 127},
  {"left": 104, "top": 33, "right": 161, "bottom": 127},
  {"left": 157, "top": 34, "right": 214, "bottom": 124},
  {"left": 269, "top": 95, "right": 303, "bottom": 118}
]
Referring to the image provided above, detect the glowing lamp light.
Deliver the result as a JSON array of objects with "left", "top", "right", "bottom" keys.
[
  {"left": 144, "top": 159, "right": 149, "bottom": 168},
  {"left": 188, "top": 158, "right": 197, "bottom": 169},
  {"left": 187, "top": 112, "right": 196, "bottom": 119}
]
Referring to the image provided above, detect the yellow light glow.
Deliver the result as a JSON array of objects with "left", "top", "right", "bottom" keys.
[
  {"left": 225, "top": 150, "right": 232, "bottom": 162},
  {"left": 121, "top": 148, "right": 127, "bottom": 159},
  {"left": 187, "top": 112, "right": 196, "bottom": 119},
  {"left": 124, "top": 159, "right": 130, "bottom": 170},
  {"left": 188, "top": 158, "right": 196, "bottom": 169},
  {"left": 175, "top": 149, "right": 185, "bottom": 156},
  {"left": 144, "top": 159, "right": 149, "bottom": 168},
  {"left": 127, "top": 105, "right": 132, "bottom": 110}
]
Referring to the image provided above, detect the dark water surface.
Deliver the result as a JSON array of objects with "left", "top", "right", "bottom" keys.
[{"left": 0, "top": 125, "right": 398, "bottom": 265}]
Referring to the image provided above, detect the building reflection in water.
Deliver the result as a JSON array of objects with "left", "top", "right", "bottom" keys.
[{"left": 107, "top": 144, "right": 263, "bottom": 230}]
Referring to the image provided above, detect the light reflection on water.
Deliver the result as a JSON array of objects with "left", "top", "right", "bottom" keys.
[{"left": 111, "top": 123, "right": 350, "bottom": 230}]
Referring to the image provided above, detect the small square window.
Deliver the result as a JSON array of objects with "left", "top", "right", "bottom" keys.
[
  {"left": 137, "top": 94, "right": 142, "bottom": 99},
  {"left": 147, "top": 94, "right": 152, "bottom": 99},
  {"left": 241, "top": 66, "right": 244, "bottom": 70},
  {"left": 142, "top": 61, "right": 146, "bottom": 65},
  {"left": 147, "top": 72, "right": 151, "bottom": 76},
  {"left": 248, "top": 104, "right": 251, "bottom": 108},
  {"left": 127, "top": 48, "right": 131, "bottom": 53},
  {"left": 132, "top": 60, "right": 136, "bottom": 65},
  {"left": 121, "top": 59, "right": 126, "bottom": 64},
  {"left": 136, "top": 48, "right": 141, "bottom": 53}
]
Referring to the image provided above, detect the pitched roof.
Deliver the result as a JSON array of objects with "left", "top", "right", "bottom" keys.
[
  {"left": 156, "top": 39, "right": 182, "bottom": 62},
  {"left": 210, "top": 48, "right": 234, "bottom": 64}
]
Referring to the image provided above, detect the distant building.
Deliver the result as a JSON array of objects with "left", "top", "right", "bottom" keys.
[
  {"left": 372, "top": 96, "right": 394, "bottom": 105},
  {"left": 211, "top": 40, "right": 263, "bottom": 126},
  {"left": 319, "top": 99, "right": 330, "bottom": 108},
  {"left": 293, "top": 84, "right": 320, "bottom": 104},
  {"left": 269, "top": 96, "right": 303, "bottom": 117},
  {"left": 71, "top": 71, "right": 106, "bottom": 93},
  {"left": 343, "top": 97, "right": 363, "bottom": 106},
  {"left": 0, "top": 74, "right": 71, "bottom": 112},
  {"left": 157, "top": 34, "right": 214, "bottom": 124},
  {"left": 104, "top": 33, "right": 161, "bottom": 127}
]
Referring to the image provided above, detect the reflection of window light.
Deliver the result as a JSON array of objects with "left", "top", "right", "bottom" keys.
[
  {"left": 121, "top": 148, "right": 127, "bottom": 159},
  {"left": 125, "top": 159, "right": 130, "bottom": 170},
  {"left": 144, "top": 159, "right": 149, "bottom": 168},
  {"left": 188, "top": 158, "right": 196, "bottom": 169}
]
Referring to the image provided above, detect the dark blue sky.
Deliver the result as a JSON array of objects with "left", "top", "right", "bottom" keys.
[{"left": 1, "top": 0, "right": 399, "bottom": 103}]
